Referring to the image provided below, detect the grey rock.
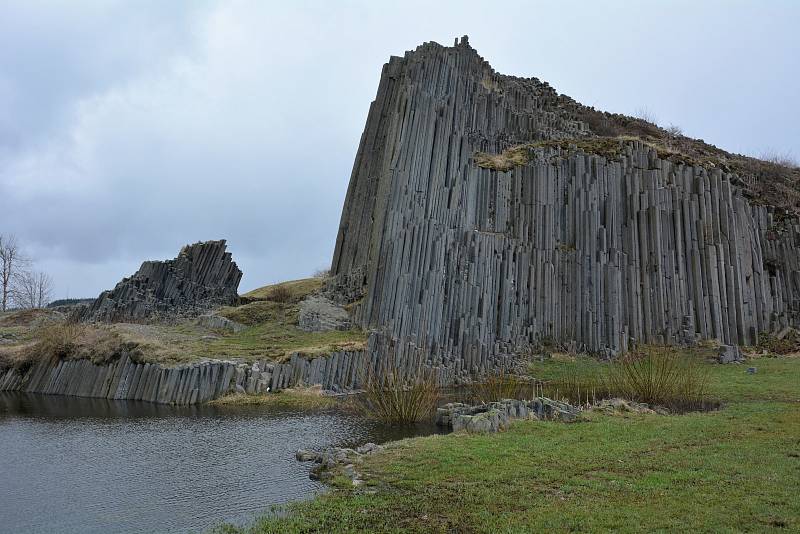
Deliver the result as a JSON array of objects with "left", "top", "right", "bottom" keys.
[
  {"left": 327, "top": 37, "right": 800, "bottom": 380},
  {"left": 718, "top": 345, "right": 744, "bottom": 364},
  {"left": 438, "top": 397, "right": 579, "bottom": 433},
  {"left": 298, "top": 296, "right": 352, "bottom": 332},
  {"left": 80, "top": 240, "right": 242, "bottom": 323},
  {"left": 197, "top": 314, "right": 246, "bottom": 333},
  {"left": 356, "top": 442, "right": 383, "bottom": 455},
  {"left": 296, "top": 449, "right": 318, "bottom": 462}
]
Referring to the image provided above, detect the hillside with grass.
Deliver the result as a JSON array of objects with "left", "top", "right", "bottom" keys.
[{"left": 0, "top": 277, "right": 366, "bottom": 371}]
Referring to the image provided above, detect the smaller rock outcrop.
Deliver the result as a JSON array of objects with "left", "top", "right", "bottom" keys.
[
  {"left": 298, "top": 296, "right": 352, "bottom": 332},
  {"left": 81, "top": 240, "right": 242, "bottom": 323},
  {"left": 435, "top": 398, "right": 581, "bottom": 433},
  {"left": 296, "top": 443, "right": 385, "bottom": 484}
]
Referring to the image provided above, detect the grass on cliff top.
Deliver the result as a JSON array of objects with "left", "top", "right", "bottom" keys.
[
  {"left": 222, "top": 353, "right": 800, "bottom": 533},
  {"left": 474, "top": 136, "right": 800, "bottom": 213}
]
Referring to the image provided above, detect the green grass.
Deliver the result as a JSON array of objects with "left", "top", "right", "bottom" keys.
[
  {"left": 224, "top": 354, "right": 800, "bottom": 533},
  {"left": 243, "top": 278, "right": 326, "bottom": 302}
]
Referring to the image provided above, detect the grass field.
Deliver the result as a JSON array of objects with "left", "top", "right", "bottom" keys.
[{"left": 224, "top": 353, "right": 800, "bottom": 533}]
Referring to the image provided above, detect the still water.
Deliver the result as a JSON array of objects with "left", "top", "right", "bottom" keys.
[{"left": 0, "top": 393, "right": 441, "bottom": 533}]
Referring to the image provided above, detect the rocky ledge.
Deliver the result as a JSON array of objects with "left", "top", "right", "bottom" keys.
[
  {"left": 296, "top": 442, "right": 385, "bottom": 485},
  {"left": 436, "top": 398, "right": 581, "bottom": 433}
]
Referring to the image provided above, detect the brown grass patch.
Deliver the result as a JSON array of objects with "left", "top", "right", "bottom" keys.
[{"left": 354, "top": 368, "right": 441, "bottom": 424}]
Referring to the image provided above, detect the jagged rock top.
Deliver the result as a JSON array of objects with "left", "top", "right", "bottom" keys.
[
  {"left": 390, "top": 36, "right": 800, "bottom": 213},
  {"left": 81, "top": 240, "right": 242, "bottom": 323}
]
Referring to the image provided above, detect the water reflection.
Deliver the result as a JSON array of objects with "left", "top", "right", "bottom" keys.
[{"left": 0, "top": 393, "right": 442, "bottom": 534}]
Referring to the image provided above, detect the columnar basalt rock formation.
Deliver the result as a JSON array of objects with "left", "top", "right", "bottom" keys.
[
  {"left": 331, "top": 36, "right": 800, "bottom": 377},
  {"left": 0, "top": 349, "right": 377, "bottom": 404},
  {"left": 81, "top": 240, "right": 243, "bottom": 323}
]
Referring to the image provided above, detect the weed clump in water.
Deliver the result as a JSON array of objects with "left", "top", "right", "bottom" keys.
[{"left": 354, "top": 368, "right": 441, "bottom": 425}]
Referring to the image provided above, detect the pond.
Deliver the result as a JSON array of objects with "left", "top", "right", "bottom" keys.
[{"left": 0, "top": 393, "right": 442, "bottom": 533}]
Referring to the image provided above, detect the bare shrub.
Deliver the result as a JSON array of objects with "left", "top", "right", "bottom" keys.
[
  {"left": 13, "top": 270, "right": 53, "bottom": 309},
  {"left": 354, "top": 367, "right": 441, "bottom": 424},
  {"left": 665, "top": 124, "right": 683, "bottom": 137},
  {"left": 578, "top": 108, "right": 622, "bottom": 137},
  {"left": 266, "top": 285, "right": 292, "bottom": 303},
  {"left": 634, "top": 107, "right": 658, "bottom": 125},
  {"left": 0, "top": 234, "right": 29, "bottom": 312},
  {"left": 760, "top": 150, "right": 799, "bottom": 170},
  {"left": 312, "top": 268, "right": 331, "bottom": 279}
]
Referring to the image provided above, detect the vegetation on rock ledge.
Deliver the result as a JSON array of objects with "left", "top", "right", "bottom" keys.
[{"left": 475, "top": 134, "right": 800, "bottom": 214}]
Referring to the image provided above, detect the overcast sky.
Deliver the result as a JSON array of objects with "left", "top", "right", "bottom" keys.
[{"left": 1, "top": 1, "right": 798, "bottom": 299}]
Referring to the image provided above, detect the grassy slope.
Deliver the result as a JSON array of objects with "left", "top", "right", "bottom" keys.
[
  {"left": 232, "top": 356, "right": 800, "bottom": 533},
  {"left": 0, "top": 279, "right": 366, "bottom": 368}
]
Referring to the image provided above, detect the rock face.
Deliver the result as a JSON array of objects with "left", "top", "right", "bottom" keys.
[
  {"left": 298, "top": 296, "right": 352, "bottom": 332},
  {"left": 435, "top": 398, "right": 581, "bottom": 433},
  {"left": 0, "top": 348, "right": 372, "bottom": 404},
  {"left": 81, "top": 240, "right": 242, "bottom": 323},
  {"left": 330, "top": 36, "right": 800, "bottom": 378}
]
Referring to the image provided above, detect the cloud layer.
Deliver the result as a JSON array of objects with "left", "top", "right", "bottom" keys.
[{"left": 1, "top": 0, "right": 798, "bottom": 298}]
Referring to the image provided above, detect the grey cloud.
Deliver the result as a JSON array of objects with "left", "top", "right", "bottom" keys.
[{"left": 1, "top": 0, "right": 798, "bottom": 298}]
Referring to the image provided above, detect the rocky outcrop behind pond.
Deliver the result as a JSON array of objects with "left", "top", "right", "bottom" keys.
[
  {"left": 0, "top": 347, "right": 373, "bottom": 404},
  {"left": 80, "top": 240, "right": 242, "bottom": 323}
]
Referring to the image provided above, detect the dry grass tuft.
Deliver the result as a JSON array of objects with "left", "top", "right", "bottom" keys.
[
  {"left": 605, "top": 349, "right": 711, "bottom": 412},
  {"left": 8, "top": 322, "right": 140, "bottom": 370},
  {"left": 539, "top": 348, "right": 714, "bottom": 412},
  {"left": 354, "top": 368, "right": 441, "bottom": 424},
  {"left": 474, "top": 146, "right": 530, "bottom": 171},
  {"left": 267, "top": 286, "right": 292, "bottom": 303},
  {"left": 469, "top": 370, "right": 530, "bottom": 403}
]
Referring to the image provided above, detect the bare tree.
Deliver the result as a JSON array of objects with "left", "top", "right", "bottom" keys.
[
  {"left": 633, "top": 107, "right": 658, "bottom": 125},
  {"left": 0, "top": 234, "right": 28, "bottom": 311},
  {"left": 760, "top": 150, "right": 799, "bottom": 169},
  {"left": 13, "top": 270, "right": 54, "bottom": 309}
]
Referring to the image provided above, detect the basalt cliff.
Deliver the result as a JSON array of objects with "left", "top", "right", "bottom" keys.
[
  {"left": 330, "top": 36, "right": 800, "bottom": 379},
  {"left": 81, "top": 240, "right": 242, "bottom": 323}
]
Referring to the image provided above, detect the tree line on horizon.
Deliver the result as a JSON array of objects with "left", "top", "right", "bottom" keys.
[{"left": 0, "top": 233, "right": 54, "bottom": 312}]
